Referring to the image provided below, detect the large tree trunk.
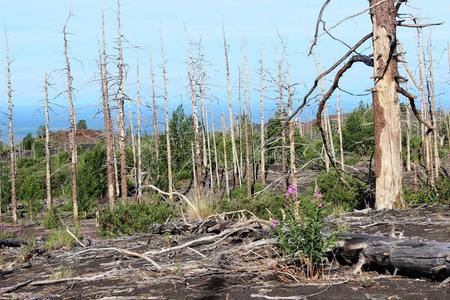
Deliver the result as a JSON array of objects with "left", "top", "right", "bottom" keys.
[
  {"left": 99, "top": 13, "right": 115, "bottom": 211},
  {"left": 4, "top": 32, "right": 17, "bottom": 224},
  {"left": 44, "top": 73, "right": 52, "bottom": 211},
  {"left": 370, "top": 0, "right": 404, "bottom": 209},
  {"left": 116, "top": 0, "right": 127, "bottom": 203},
  {"left": 63, "top": 17, "right": 79, "bottom": 222}
]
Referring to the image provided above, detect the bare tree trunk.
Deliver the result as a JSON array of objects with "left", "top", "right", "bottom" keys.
[
  {"left": 63, "top": 16, "right": 78, "bottom": 221},
  {"left": 99, "top": 11, "right": 116, "bottom": 211},
  {"left": 4, "top": 31, "right": 17, "bottom": 224},
  {"left": 222, "top": 27, "right": 240, "bottom": 187},
  {"left": 160, "top": 33, "right": 174, "bottom": 201},
  {"left": 314, "top": 53, "right": 330, "bottom": 173},
  {"left": 406, "top": 103, "right": 411, "bottom": 172},
  {"left": 336, "top": 94, "right": 345, "bottom": 171},
  {"left": 285, "top": 58, "right": 297, "bottom": 189},
  {"left": 116, "top": 0, "right": 127, "bottom": 203},
  {"left": 211, "top": 112, "right": 220, "bottom": 190},
  {"left": 370, "top": 0, "right": 404, "bottom": 209},
  {"left": 242, "top": 45, "right": 252, "bottom": 197},
  {"left": 186, "top": 35, "right": 203, "bottom": 197},
  {"left": 128, "top": 106, "right": 137, "bottom": 199},
  {"left": 100, "top": 11, "right": 115, "bottom": 210},
  {"left": 221, "top": 114, "right": 231, "bottom": 197},
  {"left": 136, "top": 64, "right": 143, "bottom": 200},
  {"left": 205, "top": 109, "right": 214, "bottom": 193},
  {"left": 44, "top": 73, "right": 52, "bottom": 211},
  {"left": 258, "top": 50, "right": 266, "bottom": 185},
  {"left": 427, "top": 35, "right": 440, "bottom": 181},
  {"left": 277, "top": 58, "right": 288, "bottom": 192},
  {"left": 416, "top": 27, "right": 433, "bottom": 186},
  {"left": 149, "top": 54, "right": 159, "bottom": 163},
  {"left": 325, "top": 107, "right": 336, "bottom": 160}
]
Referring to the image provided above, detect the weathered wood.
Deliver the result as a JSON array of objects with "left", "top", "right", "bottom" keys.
[{"left": 338, "top": 233, "right": 450, "bottom": 279}]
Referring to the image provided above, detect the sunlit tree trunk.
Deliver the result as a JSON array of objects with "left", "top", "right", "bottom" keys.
[
  {"left": 277, "top": 58, "right": 288, "bottom": 192},
  {"left": 242, "top": 44, "right": 252, "bottom": 197},
  {"left": 44, "top": 73, "right": 52, "bottom": 211},
  {"left": 136, "top": 63, "right": 143, "bottom": 200},
  {"left": 4, "top": 31, "right": 17, "bottom": 224},
  {"left": 100, "top": 11, "right": 115, "bottom": 210},
  {"left": 161, "top": 32, "right": 174, "bottom": 201},
  {"left": 128, "top": 106, "right": 137, "bottom": 199},
  {"left": 222, "top": 27, "right": 240, "bottom": 187},
  {"left": 63, "top": 17, "right": 78, "bottom": 221},
  {"left": 258, "top": 50, "right": 266, "bottom": 185},
  {"left": 336, "top": 94, "right": 345, "bottom": 171},
  {"left": 116, "top": 0, "right": 127, "bottom": 202},
  {"left": 406, "top": 103, "right": 411, "bottom": 172},
  {"left": 370, "top": 0, "right": 404, "bottom": 209},
  {"left": 149, "top": 54, "right": 159, "bottom": 163},
  {"left": 285, "top": 58, "right": 297, "bottom": 189},
  {"left": 427, "top": 35, "right": 440, "bottom": 181},
  {"left": 211, "top": 112, "right": 220, "bottom": 190},
  {"left": 221, "top": 114, "right": 231, "bottom": 197}
]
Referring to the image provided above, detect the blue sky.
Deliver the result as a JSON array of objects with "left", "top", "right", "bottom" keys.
[{"left": 0, "top": 0, "right": 449, "bottom": 139}]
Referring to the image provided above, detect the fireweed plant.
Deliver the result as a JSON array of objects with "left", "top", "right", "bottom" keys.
[{"left": 274, "top": 187, "right": 341, "bottom": 278}]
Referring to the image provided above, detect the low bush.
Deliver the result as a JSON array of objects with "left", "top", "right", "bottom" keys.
[
  {"left": 98, "top": 202, "right": 172, "bottom": 237},
  {"left": 218, "top": 188, "right": 285, "bottom": 220},
  {"left": 44, "top": 229, "right": 76, "bottom": 251},
  {"left": 315, "top": 171, "right": 372, "bottom": 211},
  {"left": 41, "top": 208, "right": 62, "bottom": 230},
  {"left": 404, "top": 177, "right": 450, "bottom": 205},
  {"left": 275, "top": 196, "right": 341, "bottom": 278}
]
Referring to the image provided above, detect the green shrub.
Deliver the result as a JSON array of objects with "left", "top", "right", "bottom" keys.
[
  {"left": 41, "top": 208, "right": 62, "bottom": 230},
  {"left": 98, "top": 202, "right": 172, "bottom": 237},
  {"left": 275, "top": 197, "right": 340, "bottom": 278},
  {"left": 316, "top": 171, "right": 371, "bottom": 211},
  {"left": 405, "top": 177, "right": 450, "bottom": 205},
  {"left": 44, "top": 229, "right": 76, "bottom": 251},
  {"left": 218, "top": 186, "right": 285, "bottom": 220}
]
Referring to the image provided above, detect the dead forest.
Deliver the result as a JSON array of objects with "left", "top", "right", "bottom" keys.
[{"left": 0, "top": 0, "right": 450, "bottom": 299}]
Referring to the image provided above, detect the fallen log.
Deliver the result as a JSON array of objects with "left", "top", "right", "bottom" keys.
[{"left": 336, "top": 233, "right": 450, "bottom": 280}]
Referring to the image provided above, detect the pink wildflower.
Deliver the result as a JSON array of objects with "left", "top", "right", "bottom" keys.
[
  {"left": 271, "top": 218, "right": 280, "bottom": 229},
  {"left": 286, "top": 184, "right": 298, "bottom": 198}
]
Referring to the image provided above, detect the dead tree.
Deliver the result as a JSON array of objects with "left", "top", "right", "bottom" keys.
[
  {"left": 116, "top": 0, "right": 128, "bottom": 203},
  {"left": 44, "top": 73, "right": 52, "bottom": 211},
  {"left": 186, "top": 33, "right": 203, "bottom": 197},
  {"left": 149, "top": 53, "right": 159, "bottom": 162},
  {"left": 221, "top": 113, "right": 231, "bottom": 197},
  {"left": 277, "top": 58, "right": 288, "bottom": 192},
  {"left": 100, "top": 10, "right": 115, "bottom": 210},
  {"left": 160, "top": 32, "right": 174, "bottom": 201},
  {"left": 136, "top": 63, "right": 143, "bottom": 200},
  {"left": 128, "top": 106, "right": 137, "bottom": 198},
  {"left": 258, "top": 50, "right": 266, "bottom": 185},
  {"left": 63, "top": 16, "right": 79, "bottom": 221},
  {"left": 426, "top": 35, "right": 440, "bottom": 181},
  {"left": 222, "top": 27, "right": 241, "bottom": 187},
  {"left": 284, "top": 55, "right": 297, "bottom": 189},
  {"left": 336, "top": 94, "right": 345, "bottom": 171},
  {"left": 242, "top": 43, "right": 252, "bottom": 197},
  {"left": 296, "top": 0, "right": 439, "bottom": 210},
  {"left": 4, "top": 31, "right": 17, "bottom": 224},
  {"left": 211, "top": 112, "right": 220, "bottom": 190}
]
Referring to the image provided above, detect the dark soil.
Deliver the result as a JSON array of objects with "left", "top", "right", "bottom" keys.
[{"left": 1, "top": 206, "right": 449, "bottom": 299}]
